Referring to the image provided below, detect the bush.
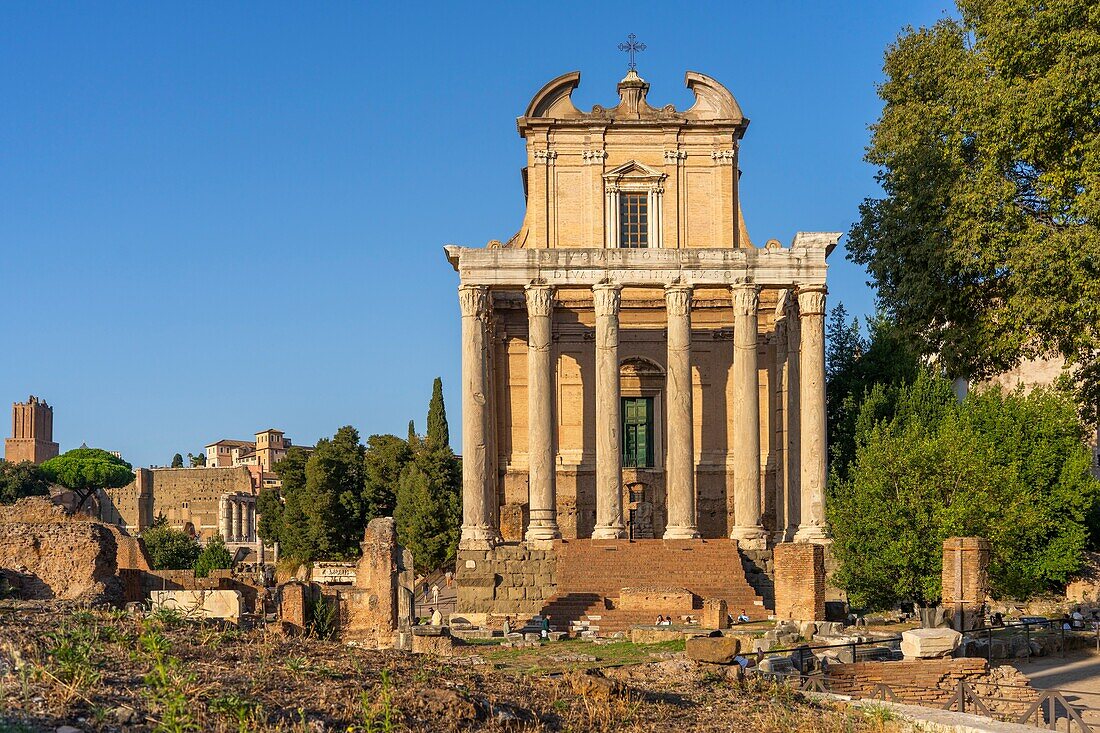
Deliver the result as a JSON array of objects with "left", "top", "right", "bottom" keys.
[
  {"left": 193, "top": 535, "right": 234, "bottom": 578},
  {"left": 142, "top": 517, "right": 201, "bottom": 570}
]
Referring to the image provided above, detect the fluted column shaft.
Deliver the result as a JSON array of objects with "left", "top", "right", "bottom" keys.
[
  {"left": 592, "top": 283, "right": 626, "bottom": 539},
  {"left": 663, "top": 285, "right": 699, "bottom": 539},
  {"left": 525, "top": 285, "right": 559, "bottom": 542},
  {"left": 729, "top": 284, "right": 768, "bottom": 549},
  {"left": 459, "top": 285, "right": 500, "bottom": 548},
  {"left": 795, "top": 286, "right": 829, "bottom": 543},
  {"left": 232, "top": 499, "right": 243, "bottom": 542}
]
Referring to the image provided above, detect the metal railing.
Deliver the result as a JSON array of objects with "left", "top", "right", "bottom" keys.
[{"left": 761, "top": 669, "right": 1100, "bottom": 732}]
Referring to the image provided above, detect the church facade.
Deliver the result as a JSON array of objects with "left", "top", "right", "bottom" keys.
[{"left": 446, "top": 68, "right": 838, "bottom": 618}]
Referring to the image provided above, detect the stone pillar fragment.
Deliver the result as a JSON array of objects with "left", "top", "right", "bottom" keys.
[
  {"left": 774, "top": 542, "right": 826, "bottom": 621},
  {"left": 663, "top": 284, "right": 699, "bottom": 539},
  {"left": 942, "top": 536, "right": 991, "bottom": 631},
  {"left": 232, "top": 499, "right": 242, "bottom": 542},
  {"left": 592, "top": 283, "right": 626, "bottom": 539},
  {"left": 795, "top": 286, "right": 828, "bottom": 543},
  {"left": 458, "top": 285, "right": 499, "bottom": 548},
  {"left": 784, "top": 294, "right": 802, "bottom": 540},
  {"left": 217, "top": 497, "right": 229, "bottom": 541},
  {"left": 525, "top": 284, "right": 559, "bottom": 542},
  {"left": 729, "top": 284, "right": 767, "bottom": 549}
]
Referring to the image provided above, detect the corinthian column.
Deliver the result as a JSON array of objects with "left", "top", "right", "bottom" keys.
[
  {"left": 663, "top": 285, "right": 699, "bottom": 539},
  {"left": 592, "top": 283, "right": 626, "bottom": 539},
  {"left": 232, "top": 498, "right": 243, "bottom": 542},
  {"left": 459, "top": 285, "right": 500, "bottom": 549},
  {"left": 729, "top": 284, "right": 768, "bottom": 549},
  {"left": 525, "top": 284, "right": 559, "bottom": 542},
  {"left": 795, "top": 286, "right": 829, "bottom": 543}
]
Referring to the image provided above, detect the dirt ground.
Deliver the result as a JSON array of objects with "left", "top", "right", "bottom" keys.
[{"left": 0, "top": 600, "right": 899, "bottom": 732}]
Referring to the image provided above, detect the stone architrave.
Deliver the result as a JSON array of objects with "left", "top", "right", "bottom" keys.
[
  {"left": 525, "top": 284, "right": 559, "bottom": 542},
  {"left": 663, "top": 284, "right": 699, "bottom": 539},
  {"left": 729, "top": 284, "right": 767, "bottom": 549},
  {"left": 794, "top": 286, "right": 828, "bottom": 543},
  {"left": 592, "top": 283, "right": 626, "bottom": 539},
  {"left": 458, "top": 285, "right": 499, "bottom": 548}
]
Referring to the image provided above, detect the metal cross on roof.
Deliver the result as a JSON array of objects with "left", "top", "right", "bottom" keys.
[{"left": 618, "top": 33, "right": 646, "bottom": 71}]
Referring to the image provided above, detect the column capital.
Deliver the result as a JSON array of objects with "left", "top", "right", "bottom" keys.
[
  {"left": 458, "top": 285, "right": 489, "bottom": 317},
  {"left": 664, "top": 284, "right": 693, "bottom": 317},
  {"left": 592, "top": 282, "right": 623, "bottom": 317},
  {"left": 524, "top": 284, "right": 554, "bottom": 318},
  {"left": 797, "top": 285, "right": 828, "bottom": 316},
  {"left": 731, "top": 283, "right": 761, "bottom": 315}
]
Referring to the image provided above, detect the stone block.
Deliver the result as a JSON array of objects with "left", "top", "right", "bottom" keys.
[
  {"left": 685, "top": 636, "right": 741, "bottom": 664},
  {"left": 701, "top": 598, "right": 729, "bottom": 630},
  {"left": 618, "top": 586, "right": 693, "bottom": 612},
  {"left": 151, "top": 590, "right": 242, "bottom": 621},
  {"left": 630, "top": 627, "right": 684, "bottom": 644},
  {"left": 900, "top": 628, "right": 962, "bottom": 659}
]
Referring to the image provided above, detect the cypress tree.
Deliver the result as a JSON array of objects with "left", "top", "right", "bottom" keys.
[
  {"left": 426, "top": 377, "right": 449, "bottom": 449},
  {"left": 407, "top": 420, "right": 417, "bottom": 445}
]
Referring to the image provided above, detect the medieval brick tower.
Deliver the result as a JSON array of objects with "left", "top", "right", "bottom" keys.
[{"left": 5, "top": 396, "right": 60, "bottom": 464}]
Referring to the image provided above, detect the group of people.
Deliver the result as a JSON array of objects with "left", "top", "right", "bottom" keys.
[{"left": 501, "top": 614, "right": 553, "bottom": 639}]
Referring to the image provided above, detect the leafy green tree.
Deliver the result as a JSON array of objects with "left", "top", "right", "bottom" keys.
[
  {"left": 829, "top": 370, "right": 1100, "bottom": 609},
  {"left": 188, "top": 452, "right": 206, "bottom": 467},
  {"left": 170, "top": 453, "right": 184, "bottom": 468},
  {"left": 271, "top": 446, "right": 312, "bottom": 560},
  {"left": 193, "top": 535, "right": 234, "bottom": 577},
  {"left": 40, "top": 448, "right": 134, "bottom": 511},
  {"left": 141, "top": 516, "right": 201, "bottom": 570},
  {"left": 848, "top": 0, "right": 1100, "bottom": 419},
  {"left": 256, "top": 487, "right": 284, "bottom": 544},
  {"left": 426, "top": 377, "right": 450, "bottom": 449},
  {"left": 394, "top": 443, "right": 462, "bottom": 572},
  {"left": 362, "top": 434, "right": 413, "bottom": 521},
  {"left": 0, "top": 460, "right": 50, "bottom": 505},
  {"left": 303, "top": 426, "right": 367, "bottom": 559}
]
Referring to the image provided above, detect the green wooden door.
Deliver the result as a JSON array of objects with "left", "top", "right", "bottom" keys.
[{"left": 622, "top": 397, "right": 654, "bottom": 468}]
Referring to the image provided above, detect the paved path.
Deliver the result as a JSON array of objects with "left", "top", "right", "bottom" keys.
[{"left": 1010, "top": 650, "right": 1100, "bottom": 694}]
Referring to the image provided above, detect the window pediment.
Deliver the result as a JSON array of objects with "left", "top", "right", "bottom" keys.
[{"left": 604, "top": 160, "right": 666, "bottom": 191}]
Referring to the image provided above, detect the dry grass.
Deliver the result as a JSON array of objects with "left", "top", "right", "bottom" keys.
[{"left": 0, "top": 601, "right": 900, "bottom": 732}]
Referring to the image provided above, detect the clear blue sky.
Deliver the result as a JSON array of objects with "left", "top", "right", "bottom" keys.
[{"left": 0, "top": 2, "right": 951, "bottom": 468}]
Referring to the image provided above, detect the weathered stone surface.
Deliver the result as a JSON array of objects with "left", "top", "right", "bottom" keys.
[
  {"left": 900, "top": 628, "right": 962, "bottom": 659},
  {"left": 618, "top": 586, "right": 693, "bottom": 612},
  {"left": 701, "top": 598, "right": 729, "bottom": 630},
  {"left": 0, "top": 498, "right": 123, "bottom": 605},
  {"left": 773, "top": 542, "right": 825, "bottom": 621},
  {"left": 685, "top": 636, "right": 741, "bottom": 664},
  {"left": 630, "top": 627, "right": 685, "bottom": 644},
  {"left": 150, "top": 589, "right": 242, "bottom": 620}
]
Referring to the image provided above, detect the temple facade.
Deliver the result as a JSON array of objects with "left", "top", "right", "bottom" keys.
[{"left": 446, "top": 68, "right": 838, "bottom": 620}]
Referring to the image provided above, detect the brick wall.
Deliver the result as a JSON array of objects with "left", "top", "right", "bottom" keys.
[
  {"left": 825, "top": 658, "right": 1038, "bottom": 718},
  {"left": 942, "top": 536, "right": 991, "bottom": 631},
  {"left": 773, "top": 542, "right": 824, "bottom": 621},
  {"left": 102, "top": 466, "right": 253, "bottom": 539}
]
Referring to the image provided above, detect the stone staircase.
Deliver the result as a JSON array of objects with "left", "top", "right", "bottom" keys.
[{"left": 540, "top": 539, "right": 769, "bottom": 636}]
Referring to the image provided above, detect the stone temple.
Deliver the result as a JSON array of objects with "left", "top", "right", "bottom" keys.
[{"left": 446, "top": 68, "right": 839, "bottom": 628}]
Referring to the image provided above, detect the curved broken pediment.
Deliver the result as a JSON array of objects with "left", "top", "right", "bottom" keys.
[
  {"left": 684, "top": 71, "right": 745, "bottom": 122},
  {"left": 524, "top": 71, "right": 582, "bottom": 119}
]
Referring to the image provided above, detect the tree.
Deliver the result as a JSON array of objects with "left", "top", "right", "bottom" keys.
[
  {"left": 362, "top": 434, "right": 413, "bottom": 521},
  {"left": 394, "top": 444, "right": 462, "bottom": 572},
  {"left": 193, "top": 535, "right": 234, "bottom": 577},
  {"left": 142, "top": 516, "right": 201, "bottom": 570},
  {"left": 270, "top": 446, "right": 312, "bottom": 559},
  {"left": 426, "top": 377, "right": 450, "bottom": 449},
  {"left": 828, "top": 370, "right": 1100, "bottom": 609},
  {"left": 188, "top": 452, "right": 206, "bottom": 467},
  {"left": 848, "top": 1, "right": 1100, "bottom": 420},
  {"left": 171, "top": 453, "right": 184, "bottom": 468},
  {"left": 40, "top": 448, "right": 134, "bottom": 511},
  {"left": 255, "top": 487, "right": 284, "bottom": 544},
  {"left": 0, "top": 460, "right": 50, "bottom": 505},
  {"left": 303, "top": 426, "right": 367, "bottom": 559}
]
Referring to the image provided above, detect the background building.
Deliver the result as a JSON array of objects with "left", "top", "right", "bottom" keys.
[{"left": 4, "top": 396, "right": 59, "bottom": 464}]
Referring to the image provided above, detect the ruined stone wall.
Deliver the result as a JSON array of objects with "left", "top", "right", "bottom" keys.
[
  {"left": 773, "top": 542, "right": 824, "bottom": 621},
  {"left": 456, "top": 544, "right": 556, "bottom": 616},
  {"left": 0, "top": 498, "right": 122, "bottom": 604},
  {"left": 942, "top": 536, "right": 991, "bottom": 631},
  {"left": 102, "top": 466, "right": 253, "bottom": 539},
  {"left": 825, "top": 659, "right": 1037, "bottom": 717}
]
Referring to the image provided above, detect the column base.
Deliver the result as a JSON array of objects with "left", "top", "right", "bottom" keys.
[
  {"left": 524, "top": 523, "right": 560, "bottom": 544},
  {"left": 663, "top": 525, "right": 700, "bottom": 540},
  {"left": 592, "top": 524, "right": 627, "bottom": 540},
  {"left": 793, "top": 525, "right": 831, "bottom": 544},
  {"left": 771, "top": 529, "right": 793, "bottom": 544},
  {"left": 459, "top": 525, "right": 502, "bottom": 550},
  {"left": 729, "top": 525, "right": 769, "bottom": 550}
]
